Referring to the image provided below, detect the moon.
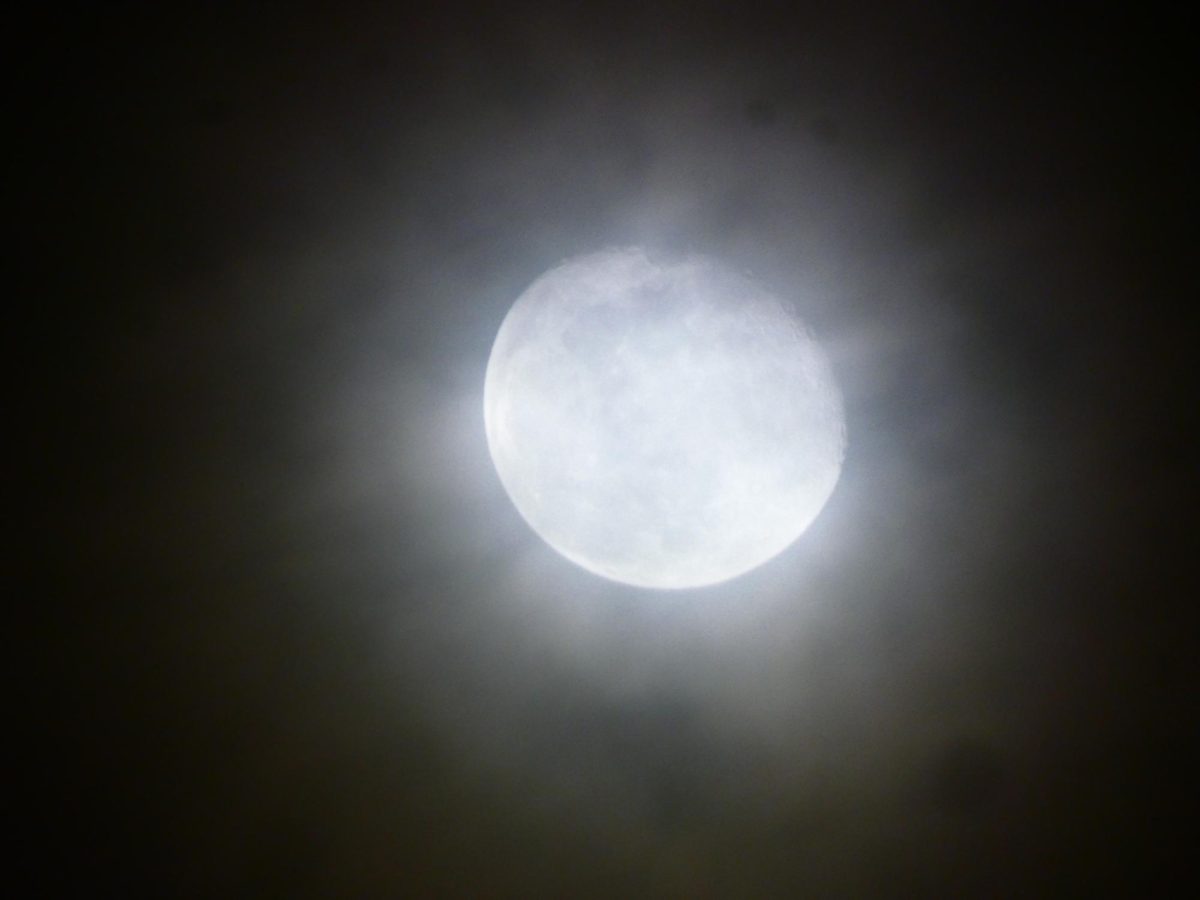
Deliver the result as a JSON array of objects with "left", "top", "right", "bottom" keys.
[{"left": 484, "top": 248, "right": 846, "bottom": 589}]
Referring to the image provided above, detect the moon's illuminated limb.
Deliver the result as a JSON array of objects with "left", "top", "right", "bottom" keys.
[{"left": 484, "top": 248, "right": 845, "bottom": 589}]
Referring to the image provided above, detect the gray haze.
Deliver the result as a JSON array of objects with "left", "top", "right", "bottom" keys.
[{"left": 26, "top": 4, "right": 1188, "bottom": 896}]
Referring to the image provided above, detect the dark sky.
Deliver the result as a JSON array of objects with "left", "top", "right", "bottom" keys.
[{"left": 24, "top": 3, "right": 1189, "bottom": 896}]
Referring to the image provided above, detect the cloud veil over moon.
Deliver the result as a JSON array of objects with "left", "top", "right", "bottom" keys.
[{"left": 24, "top": 4, "right": 1187, "bottom": 896}]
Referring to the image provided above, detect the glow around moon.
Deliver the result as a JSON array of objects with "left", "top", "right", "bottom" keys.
[{"left": 484, "top": 248, "right": 845, "bottom": 589}]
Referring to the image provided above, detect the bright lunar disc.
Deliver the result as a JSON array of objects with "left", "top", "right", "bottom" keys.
[{"left": 484, "top": 248, "right": 846, "bottom": 589}]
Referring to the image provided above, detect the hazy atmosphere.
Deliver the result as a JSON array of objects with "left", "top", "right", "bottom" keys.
[{"left": 24, "top": 4, "right": 1188, "bottom": 896}]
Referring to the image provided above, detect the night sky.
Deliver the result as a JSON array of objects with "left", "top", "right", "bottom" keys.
[{"left": 25, "top": 4, "right": 1189, "bottom": 896}]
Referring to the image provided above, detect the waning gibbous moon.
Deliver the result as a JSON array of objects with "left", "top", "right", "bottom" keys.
[{"left": 484, "top": 248, "right": 846, "bottom": 589}]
